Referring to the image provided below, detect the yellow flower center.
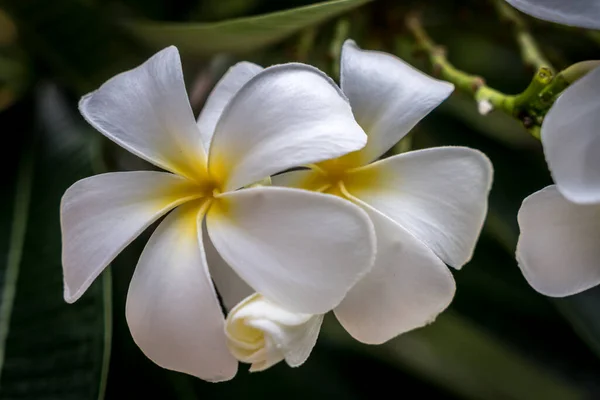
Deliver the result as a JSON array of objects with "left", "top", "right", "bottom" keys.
[{"left": 302, "top": 151, "right": 379, "bottom": 200}]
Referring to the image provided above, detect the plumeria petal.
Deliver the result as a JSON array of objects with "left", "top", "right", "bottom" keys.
[
  {"left": 206, "top": 186, "right": 376, "bottom": 314},
  {"left": 61, "top": 171, "right": 200, "bottom": 303},
  {"left": 542, "top": 66, "right": 600, "bottom": 204},
  {"left": 126, "top": 202, "right": 237, "bottom": 381},
  {"left": 79, "top": 46, "right": 208, "bottom": 182},
  {"left": 345, "top": 147, "right": 493, "bottom": 268},
  {"left": 197, "top": 62, "right": 263, "bottom": 150},
  {"left": 334, "top": 198, "right": 455, "bottom": 344},
  {"left": 517, "top": 185, "right": 600, "bottom": 297},
  {"left": 340, "top": 39, "right": 454, "bottom": 164},
  {"left": 505, "top": 0, "right": 600, "bottom": 29},
  {"left": 225, "top": 293, "right": 323, "bottom": 372},
  {"left": 208, "top": 63, "right": 368, "bottom": 191},
  {"left": 204, "top": 223, "right": 253, "bottom": 312}
]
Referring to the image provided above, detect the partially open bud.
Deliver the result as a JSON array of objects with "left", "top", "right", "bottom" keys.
[{"left": 225, "top": 293, "right": 323, "bottom": 372}]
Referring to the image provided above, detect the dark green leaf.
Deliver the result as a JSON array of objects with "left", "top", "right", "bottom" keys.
[
  {"left": 0, "top": 84, "right": 111, "bottom": 399},
  {"left": 125, "top": 0, "right": 371, "bottom": 56},
  {"left": 1, "top": 0, "right": 143, "bottom": 93}
]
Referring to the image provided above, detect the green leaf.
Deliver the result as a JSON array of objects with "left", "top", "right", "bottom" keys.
[
  {"left": 0, "top": 84, "right": 111, "bottom": 399},
  {"left": 125, "top": 0, "right": 371, "bottom": 56},
  {"left": 1, "top": 0, "right": 142, "bottom": 93},
  {"left": 322, "top": 313, "right": 587, "bottom": 400}
]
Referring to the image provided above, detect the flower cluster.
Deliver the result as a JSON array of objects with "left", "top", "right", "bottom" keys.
[
  {"left": 60, "top": 40, "right": 494, "bottom": 381},
  {"left": 507, "top": 0, "right": 600, "bottom": 298}
]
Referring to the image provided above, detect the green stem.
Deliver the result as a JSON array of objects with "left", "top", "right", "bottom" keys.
[
  {"left": 539, "top": 60, "right": 600, "bottom": 105},
  {"left": 329, "top": 18, "right": 350, "bottom": 80},
  {"left": 406, "top": 14, "right": 516, "bottom": 114},
  {"left": 491, "top": 0, "right": 555, "bottom": 73}
]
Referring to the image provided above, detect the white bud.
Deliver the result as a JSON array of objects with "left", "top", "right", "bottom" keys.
[
  {"left": 478, "top": 99, "right": 493, "bottom": 115},
  {"left": 224, "top": 293, "right": 323, "bottom": 372}
]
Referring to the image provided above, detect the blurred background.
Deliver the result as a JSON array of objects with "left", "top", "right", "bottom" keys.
[{"left": 1, "top": 0, "right": 600, "bottom": 398}]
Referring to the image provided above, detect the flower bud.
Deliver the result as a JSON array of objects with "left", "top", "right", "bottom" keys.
[{"left": 225, "top": 293, "right": 323, "bottom": 372}]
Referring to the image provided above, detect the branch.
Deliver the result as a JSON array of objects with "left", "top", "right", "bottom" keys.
[{"left": 491, "top": 0, "right": 554, "bottom": 73}]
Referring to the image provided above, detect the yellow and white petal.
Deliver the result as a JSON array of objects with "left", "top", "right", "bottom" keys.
[
  {"left": 505, "top": 0, "right": 600, "bottom": 29},
  {"left": 208, "top": 63, "right": 367, "bottom": 191},
  {"left": 61, "top": 171, "right": 200, "bottom": 303},
  {"left": 334, "top": 199, "right": 455, "bottom": 344},
  {"left": 346, "top": 147, "right": 493, "bottom": 269},
  {"left": 197, "top": 62, "right": 263, "bottom": 150},
  {"left": 340, "top": 40, "right": 454, "bottom": 164},
  {"left": 79, "top": 46, "right": 208, "bottom": 182},
  {"left": 204, "top": 223, "right": 253, "bottom": 312},
  {"left": 542, "top": 66, "right": 600, "bottom": 204},
  {"left": 206, "top": 186, "right": 376, "bottom": 314},
  {"left": 517, "top": 185, "right": 600, "bottom": 297},
  {"left": 126, "top": 202, "right": 237, "bottom": 382}
]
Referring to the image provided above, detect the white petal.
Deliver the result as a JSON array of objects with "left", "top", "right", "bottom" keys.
[
  {"left": 335, "top": 199, "right": 455, "bottom": 344},
  {"left": 79, "top": 46, "right": 208, "bottom": 182},
  {"left": 505, "top": 0, "right": 600, "bottom": 29},
  {"left": 126, "top": 202, "right": 237, "bottom": 381},
  {"left": 346, "top": 147, "right": 493, "bottom": 268},
  {"left": 204, "top": 223, "right": 253, "bottom": 312},
  {"left": 61, "top": 171, "right": 200, "bottom": 303},
  {"left": 208, "top": 63, "right": 367, "bottom": 191},
  {"left": 340, "top": 40, "right": 454, "bottom": 164},
  {"left": 206, "top": 186, "right": 376, "bottom": 314},
  {"left": 542, "top": 66, "right": 600, "bottom": 204},
  {"left": 197, "top": 62, "right": 263, "bottom": 150},
  {"left": 516, "top": 185, "right": 600, "bottom": 297},
  {"left": 225, "top": 294, "right": 323, "bottom": 371}
]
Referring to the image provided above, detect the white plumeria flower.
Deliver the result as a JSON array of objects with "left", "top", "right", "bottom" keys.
[
  {"left": 505, "top": 0, "right": 600, "bottom": 29},
  {"left": 225, "top": 293, "right": 323, "bottom": 372},
  {"left": 517, "top": 66, "right": 600, "bottom": 297},
  {"left": 60, "top": 46, "right": 378, "bottom": 381},
  {"left": 268, "top": 40, "right": 492, "bottom": 344}
]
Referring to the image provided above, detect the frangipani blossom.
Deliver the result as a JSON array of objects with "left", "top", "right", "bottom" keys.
[
  {"left": 517, "top": 66, "right": 600, "bottom": 297},
  {"left": 505, "top": 0, "right": 600, "bottom": 29},
  {"left": 273, "top": 40, "right": 493, "bottom": 344},
  {"left": 225, "top": 293, "right": 323, "bottom": 372},
  {"left": 61, "top": 46, "right": 377, "bottom": 381}
]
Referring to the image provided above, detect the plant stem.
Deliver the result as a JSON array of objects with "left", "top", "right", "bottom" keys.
[
  {"left": 329, "top": 18, "right": 350, "bottom": 80},
  {"left": 406, "top": 13, "right": 516, "bottom": 114},
  {"left": 490, "top": 0, "right": 554, "bottom": 73}
]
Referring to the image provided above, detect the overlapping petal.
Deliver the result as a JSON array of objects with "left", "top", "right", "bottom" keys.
[
  {"left": 334, "top": 199, "right": 455, "bottom": 344},
  {"left": 204, "top": 223, "right": 253, "bottom": 312},
  {"left": 60, "top": 171, "right": 200, "bottom": 303},
  {"left": 197, "top": 62, "right": 263, "bottom": 150},
  {"left": 340, "top": 40, "right": 454, "bottom": 165},
  {"left": 206, "top": 186, "right": 376, "bottom": 314},
  {"left": 345, "top": 147, "right": 493, "bottom": 268},
  {"left": 208, "top": 63, "right": 368, "bottom": 191},
  {"left": 505, "top": 0, "right": 600, "bottom": 29},
  {"left": 517, "top": 185, "right": 600, "bottom": 297},
  {"left": 542, "top": 66, "right": 600, "bottom": 204},
  {"left": 79, "top": 46, "right": 208, "bottom": 182},
  {"left": 126, "top": 202, "right": 237, "bottom": 381}
]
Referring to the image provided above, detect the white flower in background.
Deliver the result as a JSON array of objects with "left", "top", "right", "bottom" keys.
[
  {"left": 517, "top": 66, "right": 600, "bottom": 297},
  {"left": 61, "top": 46, "right": 377, "bottom": 381},
  {"left": 270, "top": 40, "right": 493, "bottom": 344},
  {"left": 505, "top": 0, "right": 600, "bottom": 29},
  {"left": 225, "top": 294, "right": 323, "bottom": 372}
]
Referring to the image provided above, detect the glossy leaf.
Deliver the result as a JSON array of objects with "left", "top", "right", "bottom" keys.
[
  {"left": 0, "top": 84, "right": 111, "bottom": 399},
  {"left": 126, "top": 0, "right": 371, "bottom": 56}
]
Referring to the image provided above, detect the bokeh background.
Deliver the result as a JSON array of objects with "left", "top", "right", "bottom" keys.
[{"left": 1, "top": 0, "right": 600, "bottom": 398}]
